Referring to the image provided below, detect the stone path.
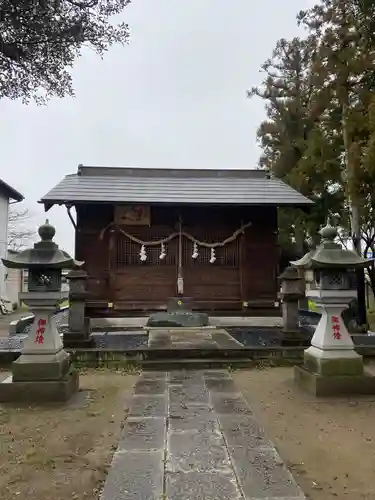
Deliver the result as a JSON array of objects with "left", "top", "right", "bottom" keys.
[
  {"left": 148, "top": 328, "right": 244, "bottom": 349},
  {"left": 100, "top": 369, "right": 305, "bottom": 500}
]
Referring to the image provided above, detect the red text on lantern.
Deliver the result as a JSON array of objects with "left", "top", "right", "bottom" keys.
[
  {"left": 331, "top": 316, "right": 341, "bottom": 340},
  {"left": 35, "top": 318, "right": 46, "bottom": 344}
]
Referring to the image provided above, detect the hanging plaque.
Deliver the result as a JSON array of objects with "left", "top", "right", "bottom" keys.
[{"left": 114, "top": 205, "right": 151, "bottom": 226}]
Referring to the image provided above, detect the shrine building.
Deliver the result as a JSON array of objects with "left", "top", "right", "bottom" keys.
[{"left": 40, "top": 165, "right": 312, "bottom": 317}]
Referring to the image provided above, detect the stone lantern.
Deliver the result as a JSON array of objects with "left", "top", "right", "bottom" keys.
[
  {"left": 291, "top": 221, "right": 375, "bottom": 396},
  {"left": 278, "top": 265, "right": 305, "bottom": 343},
  {"left": 0, "top": 220, "right": 83, "bottom": 403}
]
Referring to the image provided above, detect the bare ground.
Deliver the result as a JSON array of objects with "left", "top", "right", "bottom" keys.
[
  {"left": 234, "top": 364, "right": 375, "bottom": 500},
  {"left": 0, "top": 369, "right": 138, "bottom": 500}
]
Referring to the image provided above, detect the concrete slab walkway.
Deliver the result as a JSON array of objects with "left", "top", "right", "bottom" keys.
[{"left": 100, "top": 369, "right": 305, "bottom": 500}]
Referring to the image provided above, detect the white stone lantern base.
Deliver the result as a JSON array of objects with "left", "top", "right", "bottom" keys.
[{"left": 294, "top": 289, "right": 375, "bottom": 396}]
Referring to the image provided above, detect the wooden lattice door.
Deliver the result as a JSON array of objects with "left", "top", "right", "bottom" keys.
[
  {"left": 181, "top": 232, "right": 242, "bottom": 305},
  {"left": 112, "top": 230, "right": 178, "bottom": 305}
]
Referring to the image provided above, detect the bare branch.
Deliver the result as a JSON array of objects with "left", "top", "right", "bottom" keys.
[{"left": 8, "top": 206, "right": 35, "bottom": 252}]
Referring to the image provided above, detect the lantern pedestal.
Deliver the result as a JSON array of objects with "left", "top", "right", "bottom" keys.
[
  {"left": 294, "top": 292, "right": 375, "bottom": 396},
  {"left": 0, "top": 292, "right": 79, "bottom": 403}
]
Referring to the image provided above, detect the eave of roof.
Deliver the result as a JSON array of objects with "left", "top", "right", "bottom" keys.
[
  {"left": 39, "top": 165, "right": 313, "bottom": 209},
  {"left": 0, "top": 179, "right": 24, "bottom": 202}
]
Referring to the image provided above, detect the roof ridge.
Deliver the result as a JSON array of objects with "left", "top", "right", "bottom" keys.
[{"left": 76, "top": 165, "right": 268, "bottom": 179}]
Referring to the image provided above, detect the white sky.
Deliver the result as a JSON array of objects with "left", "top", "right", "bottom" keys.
[{"left": 0, "top": 0, "right": 311, "bottom": 254}]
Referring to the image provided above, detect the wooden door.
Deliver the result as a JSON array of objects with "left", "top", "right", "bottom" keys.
[
  {"left": 182, "top": 234, "right": 242, "bottom": 307},
  {"left": 112, "top": 229, "right": 178, "bottom": 306}
]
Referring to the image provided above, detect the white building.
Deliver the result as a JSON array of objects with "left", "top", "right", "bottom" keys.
[{"left": 0, "top": 179, "right": 24, "bottom": 301}]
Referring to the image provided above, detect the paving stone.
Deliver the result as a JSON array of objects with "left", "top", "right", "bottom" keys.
[
  {"left": 218, "top": 415, "right": 272, "bottom": 449},
  {"left": 205, "top": 378, "right": 237, "bottom": 393},
  {"left": 203, "top": 370, "right": 231, "bottom": 379},
  {"left": 127, "top": 395, "right": 167, "bottom": 418},
  {"left": 140, "top": 371, "right": 167, "bottom": 380},
  {"left": 169, "top": 383, "right": 209, "bottom": 405},
  {"left": 171, "top": 341, "right": 217, "bottom": 349},
  {"left": 229, "top": 447, "right": 305, "bottom": 499},
  {"left": 166, "top": 471, "right": 241, "bottom": 500},
  {"left": 167, "top": 430, "right": 230, "bottom": 473},
  {"left": 169, "top": 402, "right": 214, "bottom": 419},
  {"left": 133, "top": 379, "right": 166, "bottom": 395},
  {"left": 169, "top": 412, "right": 219, "bottom": 433},
  {"left": 210, "top": 393, "right": 253, "bottom": 415},
  {"left": 168, "top": 370, "right": 205, "bottom": 384},
  {"left": 100, "top": 450, "right": 163, "bottom": 500},
  {"left": 118, "top": 417, "right": 166, "bottom": 451}
]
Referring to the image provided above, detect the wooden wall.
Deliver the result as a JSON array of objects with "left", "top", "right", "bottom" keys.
[{"left": 75, "top": 203, "right": 279, "bottom": 313}]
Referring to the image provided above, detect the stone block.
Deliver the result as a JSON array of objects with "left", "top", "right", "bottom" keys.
[
  {"left": 127, "top": 395, "right": 167, "bottom": 418},
  {"left": 169, "top": 412, "right": 219, "bottom": 433},
  {"left": 147, "top": 311, "right": 209, "bottom": 328},
  {"left": 218, "top": 415, "right": 272, "bottom": 449},
  {"left": 167, "top": 430, "right": 229, "bottom": 472},
  {"left": 169, "top": 383, "right": 209, "bottom": 405},
  {"left": 133, "top": 379, "right": 166, "bottom": 395},
  {"left": 304, "top": 352, "right": 364, "bottom": 377},
  {"left": 210, "top": 393, "right": 253, "bottom": 416},
  {"left": 0, "top": 370, "right": 79, "bottom": 403},
  {"left": 228, "top": 446, "right": 304, "bottom": 499},
  {"left": 118, "top": 417, "right": 166, "bottom": 451},
  {"left": 12, "top": 352, "right": 70, "bottom": 382},
  {"left": 205, "top": 378, "right": 237, "bottom": 393},
  {"left": 166, "top": 471, "right": 241, "bottom": 500},
  {"left": 169, "top": 402, "right": 214, "bottom": 419},
  {"left": 294, "top": 366, "right": 375, "bottom": 396},
  {"left": 100, "top": 450, "right": 163, "bottom": 500},
  {"left": 168, "top": 370, "right": 205, "bottom": 384}
]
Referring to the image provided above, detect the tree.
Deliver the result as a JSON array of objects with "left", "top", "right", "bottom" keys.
[
  {"left": 0, "top": 0, "right": 131, "bottom": 103},
  {"left": 248, "top": 36, "right": 344, "bottom": 254},
  {"left": 8, "top": 207, "right": 35, "bottom": 251},
  {"left": 250, "top": 1, "right": 375, "bottom": 326},
  {"left": 298, "top": 0, "right": 375, "bottom": 324}
]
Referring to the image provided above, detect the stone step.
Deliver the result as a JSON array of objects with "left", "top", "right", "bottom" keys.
[
  {"left": 137, "top": 358, "right": 255, "bottom": 370},
  {"left": 144, "top": 348, "right": 251, "bottom": 359}
]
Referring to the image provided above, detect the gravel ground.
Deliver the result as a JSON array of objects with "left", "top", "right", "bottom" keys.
[
  {"left": 235, "top": 365, "right": 375, "bottom": 500},
  {"left": 0, "top": 370, "right": 138, "bottom": 500}
]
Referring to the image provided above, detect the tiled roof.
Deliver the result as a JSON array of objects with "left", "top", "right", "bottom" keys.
[{"left": 40, "top": 165, "right": 312, "bottom": 207}]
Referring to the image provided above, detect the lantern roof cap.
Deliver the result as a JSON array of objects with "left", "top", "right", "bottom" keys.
[
  {"left": 290, "top": 220, "right": 373, "bottom": 269},
  {"left": 1, "top": 220, "right": 84, "bottom": 270},
  {"left": 279, "top": 265, "right": 301, "bottom": 280}
]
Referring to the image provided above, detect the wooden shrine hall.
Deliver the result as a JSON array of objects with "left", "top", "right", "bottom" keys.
[{"left": 40, "top": 165, "right": 312, "bottom": 316}]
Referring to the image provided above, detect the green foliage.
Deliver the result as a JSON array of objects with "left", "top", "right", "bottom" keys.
[
  {"left": 0, "top": 0, "right": 131, "bottom": 103},
  {"left": 250, "top": 0, "right": 375, "bottom": 297},
  {"left": 248, "top": 35, "right": 343, "bottom": 250}
]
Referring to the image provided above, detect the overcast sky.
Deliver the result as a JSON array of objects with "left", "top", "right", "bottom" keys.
[{"left": 0, "top": 0, "right": 311, "bottom": 254}]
